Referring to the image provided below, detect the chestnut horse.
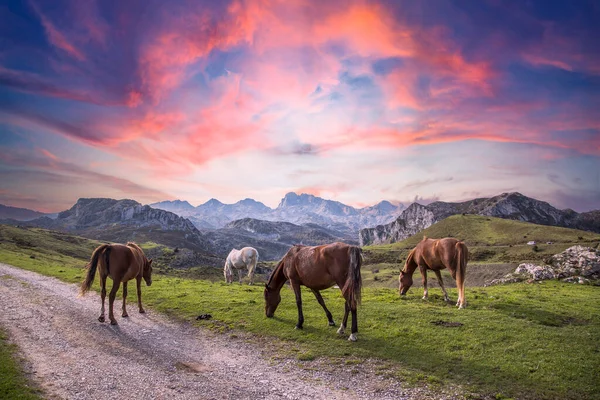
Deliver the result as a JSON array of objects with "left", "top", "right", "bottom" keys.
[
  {"left": 399, "top": 237, "right": 468, "bottom": 308},
  {"left": 80, "top": 242, "right": 153, "bottom": 325},
  {"left": 264, "top": 242, "right": 362, "bottom": 341}
]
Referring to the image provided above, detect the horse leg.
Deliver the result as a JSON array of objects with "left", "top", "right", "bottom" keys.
[
  {"left": 420, "top": 265, "right": 429, "bottom": 300},
  {"left": 122, "top": 281, "right": 129, "bottom": 317},
  {"left": 433, "top": 270, "right": 451, "bottom": 303},
  {"left": 248, "top": 265, "right": 255, "bottom": 286},
  {"left": 290, "top": 280, "right": 304, "bottom": 329},
  {"left": 348, "top": 304, "right": 358, "bottom": 342},
  {"left": 108, "top": 278, "right": 121, "bottom": 325},
  {"left": 337, "top": 302, "right": 350, "bottom": 336},
  {"left": 98, "top": 274, "right": 107, "bottom": 322},
  {"left": 456, "top": 276, "right": 466, "bottom": 309},
  {"left": 238, "top": 268, "right": 243, "bottom": 285},
  {"left": 136, "top": 277, "right": 145, "bottom": 313},
  {"left": 311, "top": 289, "right": 335, "bottom": 326}
]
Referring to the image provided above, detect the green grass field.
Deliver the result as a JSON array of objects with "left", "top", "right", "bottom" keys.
[
  {"left": 0, "top": 327, "right": 42, "bottom": 399},
  {"left": 1, "top": 223, "right": 600, "bottom": 399}
]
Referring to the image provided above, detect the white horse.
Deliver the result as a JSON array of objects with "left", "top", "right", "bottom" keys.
[{"left": 224, "top": 247, "right": 259, "bottom": 285}]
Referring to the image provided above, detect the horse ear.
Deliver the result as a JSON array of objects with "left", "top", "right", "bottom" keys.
[{"left": 148, "top": 259, "right": 153, "bottom": 265}]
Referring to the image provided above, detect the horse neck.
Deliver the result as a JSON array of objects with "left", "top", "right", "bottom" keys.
[{"left": 267, "top": 261, "right": 287, "bottom": 292}]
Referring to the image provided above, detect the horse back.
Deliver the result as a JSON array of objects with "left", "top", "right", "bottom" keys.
[
  {"left": 415, "top": 237, "right": 462, "bottom": 271},
  {"left": 106, "top": 244, "right": 144, "bottom": 281},
  {"left": 285, "top": 242, "right": 352, "bottom": 290}
]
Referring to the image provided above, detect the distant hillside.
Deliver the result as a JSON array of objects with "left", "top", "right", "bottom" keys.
[
  {"left": 0, "top": 204, "right": 47, "bottom": 221},
  {"left": 360, "top": 192, "right": 600, "bottom": 245},
  {"left": 0, "top": 224, "right": 223, "bottom": 271},
  {"left": 363, "top": 214, "right": 600, "bottom": 265},
  {"left": 150, "top": 192, "right": 405, "bottom": 235},
  {"left": 9, "top": 198, "right": 223, "bottom": 262}
]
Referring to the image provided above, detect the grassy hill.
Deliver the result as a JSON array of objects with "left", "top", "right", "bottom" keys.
[
  {"left": 1, "top": 223, "right": 599, "bottom": 399},
  {"left": 0, "top": 225, "right": 266, "bottom": 283},
  {"left": 362, "top": 215, "right": 600, "bottom": 288}
]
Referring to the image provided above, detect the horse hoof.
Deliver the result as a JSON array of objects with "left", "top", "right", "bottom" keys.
[
  {"left": 336, "top": 327, "right": 345, "bottom": 335},
  {"left": 122, "top": 313, "right": 129, "bottom": 318},
  {"left": 98, "top": 316, "right": 105, "bottom": 323},
  {"left": 295, "top": 325, "right": 303, "bottom": 330},
  {"left": 110, "top": 320, "right": 118, "bottom": 326},
  {"left": 348, "top": 333, "right": 357, "bottom": 342},
  {"left": 329, "top": 321, "right": 336, "bottom": 327},
  {"left": 422, "top": 296, "right": 428, "bottom": 301},
  {"left": 139, "top": 309, "right": 146, "bottom": 314}
]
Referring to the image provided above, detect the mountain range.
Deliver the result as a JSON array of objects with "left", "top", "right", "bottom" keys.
[
  {"left": 2, "top": 191, "right": 599, "bottom": 262},
  {"left": 0, "top": 204, "right": 48, "bottom": 221},
  {"left": 150, "top": 192, "right": 405, "bottom": 235},
  {"left": 359, "top": 192, "right": 600, "bottom": 246},
  {"left": 1, "top": 197, "right": 358, "bottom": 261}
]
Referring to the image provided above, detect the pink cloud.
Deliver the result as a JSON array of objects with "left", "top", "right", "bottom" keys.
[{"left": 30, "top": 1, "right": 86, "bottom": 61}]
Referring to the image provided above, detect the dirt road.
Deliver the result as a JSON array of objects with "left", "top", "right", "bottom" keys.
[{"left": 0, "top": 263, "right": 455, "bottom": 400}]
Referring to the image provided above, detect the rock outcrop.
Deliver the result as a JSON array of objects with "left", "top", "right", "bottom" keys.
[
  {"left": 360, "top": 192, "right": 600, "bottom": 246},
  {"left": 486, "top": 245, "right": 600, "bottom": 286}
]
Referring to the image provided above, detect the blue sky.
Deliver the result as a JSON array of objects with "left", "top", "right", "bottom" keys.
[{"left": 0, "top": 0, "right": 598, "bottom": 212}]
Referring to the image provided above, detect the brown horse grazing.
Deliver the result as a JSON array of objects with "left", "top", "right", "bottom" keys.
[
  {"left": 264, "top": 242, "right": 362, "bottom": 341},
  {"left": 399, "top": 237, "right": 468, "bottom": 308},
  {"left": 80, "top": 242, "right": 153, "bottom": 325}
]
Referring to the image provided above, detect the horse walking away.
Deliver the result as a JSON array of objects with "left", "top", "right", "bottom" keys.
[
  {"left": 399, "top": 236, "right": 468, "bottom": 308},
  {"left": 264, "top": 242, "right": 363, "bottom": 341},
  {"left": 224, "top": 247, "right": 259, "bottom": 285},
  {"left": 80, "top": 242, "right": 153, "bottom": 325}
]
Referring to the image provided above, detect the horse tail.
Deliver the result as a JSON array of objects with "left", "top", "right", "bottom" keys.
[
  {"left": 343, "top": 246, "right": 363, "bottom": 308},
  {"left": 223, "top": 257, "right": 232, "bottom": 283},
  {"left": 80, "top": 244, "right": 110, "bottom": 296},
  {"left": 247, "top": 249, "right": 258, "bottom": 282},
  {"left": 454, "top": 241, "right": 468, "bottom": 307}
]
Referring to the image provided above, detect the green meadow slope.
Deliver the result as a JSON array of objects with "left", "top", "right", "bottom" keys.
[
  {"left": 361, "top": 214, "right": 600, "bottom": 288},
  {"left": 1, "top": 223, "right": 600, "bottom": 399}
]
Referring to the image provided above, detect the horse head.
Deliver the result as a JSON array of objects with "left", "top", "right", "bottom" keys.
[
  {"left": 143, "top": 259, "right": 153, "bottom": 286},
  {"left": 399, "top": 270, "right": 413, "bottom": 295},
  {"left": 264, "top": 284, "right": 281, "bottom": 318}
]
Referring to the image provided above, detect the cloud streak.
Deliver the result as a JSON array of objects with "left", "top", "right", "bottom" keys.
[{"left": 0, "top": 0, "right": 598, "bottom": 211}]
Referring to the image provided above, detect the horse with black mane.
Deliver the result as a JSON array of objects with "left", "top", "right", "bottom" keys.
[
  {"left": 80, "top": 242, "right": 153, "bottom": 325},
  {"left": 399, "top": 236, "right": 468, "bottom": 308},
  {"left": 264, "top": 242, "right": 362, "bottom": 341}
]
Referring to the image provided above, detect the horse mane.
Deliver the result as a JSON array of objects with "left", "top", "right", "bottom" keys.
[
  {"left": 402, "top": 248, "right": 417, "bottom": 273},
  {"left": 126, "top": 242, "right": 142, "bottom": 252},
  {"left": 266, "top": 259, "right": 284, "bottom": 288}
]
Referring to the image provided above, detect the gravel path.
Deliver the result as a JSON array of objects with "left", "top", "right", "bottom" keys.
[{"left": 0, "top": 263, "right": 459, "bottom": 400}]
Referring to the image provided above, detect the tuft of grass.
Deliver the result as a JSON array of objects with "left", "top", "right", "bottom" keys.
[{"left": 0, "top": 328, "right": 42, "bottom": 399}]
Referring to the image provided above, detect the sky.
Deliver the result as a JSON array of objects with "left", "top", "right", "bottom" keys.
[{"left": 0, "top": 0, "right": 599, "bottom": 213}]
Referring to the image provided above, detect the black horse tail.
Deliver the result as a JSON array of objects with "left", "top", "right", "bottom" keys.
[
  {"left": 343, "top": 246, "right": 363, "bottom": 308},
  {"left": 80, "top": 244, "right": 110, "bottom": 296}
]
